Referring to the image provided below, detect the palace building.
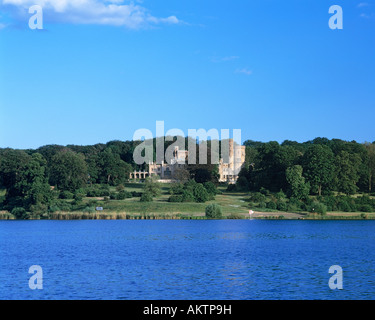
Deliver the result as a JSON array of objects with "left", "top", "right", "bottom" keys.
[{"left": 129, "top": 139, "right": 246, "bottom": 184}]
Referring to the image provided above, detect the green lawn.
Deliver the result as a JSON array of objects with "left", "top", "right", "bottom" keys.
[
  {"left": 2, "top": 183, "right": 375, "bottom": 220},
  {"left": 69, "top": 183, "right": 250, "bottom": 218}
]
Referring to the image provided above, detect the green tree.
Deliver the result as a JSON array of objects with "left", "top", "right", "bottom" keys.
[
  {"left": 334, "top": 151, "right": 361, "bottom": 195},
  {"left": 285, "top": 165, "right": 310, "bottom": 200},
  {"left": 302, "top": 144, "right": 335, "bottom": 196},
  {"left": 193, "top": 183, "right": 209, "bottom": 203},
  {"left": 49, "top": 149, "right": 88, "bottom": 192},
  {"left": 140, "top": 191, "right": 153, "bottom": 202},
  {"left": 97, "top": 149, "right": 132, "bottom": 185},
  {"left": 255, "top": 142, "right": 300, "bottom": 192},
  {"left": 143, "top": 175, "right": 161, "bottom": 197},
  {"left": 365, "top": 143, "right": 375, "bottom": 193},
  {"left": 205, "top": 203, "right": 223, "bottom": 219},
  {"left": 0, "top": 151, "right": 52, "bottom": 212}
]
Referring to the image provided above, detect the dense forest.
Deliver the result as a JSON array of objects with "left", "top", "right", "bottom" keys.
[{"left": 0, "top": 137, "right": 374, "bottom": 217}]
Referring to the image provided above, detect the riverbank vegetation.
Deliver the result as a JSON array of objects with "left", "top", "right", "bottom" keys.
[{"left": 0, "top": 137, "right": 374, "bottom": 219}]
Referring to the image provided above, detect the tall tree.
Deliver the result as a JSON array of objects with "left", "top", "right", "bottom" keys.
[
  {"left": 302, "top": 144, "right": 335, "bottom": 196},
  {"left": 334, "top": 151, "right": 361, "bottom": 195},
  {"left": 0, "top": 151, "right": 52, "bottom": 210},
  {"left": 49, "top": 149, "right": 88, "bottom": 191},
  {"left": 285, "top": 165, "right": 310, "bottom": 200},
  {"left": 365, "top": 143, "right": 375, "bottom": 193},
  {"left": 97, "top": 149, "right": 132, "bottom": 185}
]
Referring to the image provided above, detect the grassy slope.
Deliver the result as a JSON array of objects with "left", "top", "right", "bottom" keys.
[
  {"left": 1, "top": 184, "right": 375, "bottom": 219},
  {"left": 82, "top": 184, "right": 250, "bottom": 217}
]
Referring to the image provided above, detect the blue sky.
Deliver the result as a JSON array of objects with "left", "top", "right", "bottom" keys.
[{"left": 0, "top": 0, "right": 374, "bottom": 149}]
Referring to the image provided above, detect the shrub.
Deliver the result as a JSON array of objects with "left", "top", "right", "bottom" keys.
[
  {"left": 250, "top": 192, "right": 266, "bottom": 203},
  {"left": 193, "top": 183, "right": 209, "bottom": 203},
  {"left": 337, "top": 199, "right": 352, "bottom": 212},
  {"left": 140, "top": 192, "right": 153, "bottom": 202},
  {"left": 260, "top": 187, "right": 270, "bottom": 196},
  {"left": 359, "top": 204, "right": 373, "bottom": 213},
  {"left": 204, "top": 181, "right": 217, "bottom": 196},
  {"left": 236, "top": 176, "right": 249, "bottom": 191},
  {"left": 319, "top": 196, "right": 337, "bottom": 211},
  {"left": 48, "top": 205, "right": 61, "bottom": 213},
  {"left": 86, "top": 189, "right": 98, "bottom": 197},
  {"left": 169, "top": 183, "right": 185, "bottom": 195},
  {"left": 116, "top": 191, "right": 132, "bottom": 200},
  {"left": 110, "top": 193, "right": 117, "bottom": 200},
  {"left": 57, "top": 201, "right": 72, "bottom": 211},
  {"left": 227, "top": 212, "right": 243, "bottom": 219},
  {"left": 226, "top": 184, "right": 237, "bottom": 191},
  {"left": 266, "top": 201, "right": 277, "bottom": 210},
  {"left": 309, "top": 201, "right": 327, "bottom": 215},
  {"left": 205, "top": 203, "right": 223, "bottom": 219},
  {"left": 11, "top": 207, "right": 29, "bottom": 219},
  {"left": 99, "top": 189, "right": 110, "bottom": 197},
  {"left": 88, "top": 199, "right": 99, "bottom": 207},
  {"left": 181, "top": 190, "right": 195, "bottom": 202},
  {"left": 168, "top": 195, "right": 183, "bottom": 202},
  {"left": 116, "top": 184, "right": 125, "bottom": 192},
  {"left": 276, "top": 201, "right": 288, "bottom": 212},
  {"left": 258, "top": 201, "right": 266, "bottom": 209},
  {"left": 82, "top": 206, "right": 95, "bottom": 213},
  {"left": 73, "top": 193, "right": 84, "bottom": 202},
  {"left": 30, "top": 203, "right": 48, "bottom": 215},
  {"left": 275, "top": 190, "right": 287, "bottom": 200},
  {"left": 59, "top": 191, "right": 74, "bottom": 199}
]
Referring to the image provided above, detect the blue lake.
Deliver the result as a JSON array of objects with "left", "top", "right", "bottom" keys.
[{"left": 1, "top": 220, "right": 374, "bottom": 300}]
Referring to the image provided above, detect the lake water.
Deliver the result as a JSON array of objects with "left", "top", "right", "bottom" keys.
[{"left": 1, "top": 220, "right": 374, "bottom": 300}]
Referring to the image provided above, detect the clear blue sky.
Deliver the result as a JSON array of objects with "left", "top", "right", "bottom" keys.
[{"left": 0, "top": 0, "right": 374, "bottom": 149}]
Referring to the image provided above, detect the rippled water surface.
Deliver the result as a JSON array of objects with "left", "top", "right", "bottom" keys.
[{"left": 1, "top": 220, "right": 375, "bottom": 299}]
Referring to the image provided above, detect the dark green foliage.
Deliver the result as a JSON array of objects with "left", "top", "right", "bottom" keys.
[
  {"left": 168, "top": 195, "right": 183, "bottom": 202},
  {"left": 260, "top": 187, "right": 270, "bottom": 196},
  {"left": 236, "top": 176, "right": 249, "bottom": 191},
  {"left": 140, "top": 192, "right": 153, "bottom": 202},
  {"left": 49, "top": 149, "right": 88, "bottom": 192},
  {"left": 205, "top": 203, "right": 223, "bottom": 219},
  {"left": 204, "top": 181, "right": 217, "bottom": 196},
  {"left": 226, "top": 184, "right": 237, "bottom": 191},
  {"left": 227, "top": 212, "right": 244, "bottom": 219},
  {"left": 302, "top": 145, "right": 335, "bottom": 196},
  {"left": 308, "top": 201, "right": 327, "bottom": 215},
  {"left": 285, "top": 165, "right": 310, "bottom": 200},
  {"left": 0, "top": 151, "right": 53, "bottom": 211},
  {"left": 11, "top": 207, "right": 29, "bottom": 219},
  {"left": 266, "top": 201, "right": 277, "bottom": 210},
  {"left": 59, "top": 191, "right": 74, "bottom": 199},
  {"left": 334, "top": 151, "right": 361, "bottom": 195},
  {"left": 143, "top": 176, "right": 161, "bottom": 197},
  {"left": 1, "top": 137, "right": 374, "bottom": 219},
  {"left": 167, "top": 180, "right": 213, "bottom": 203},
  {"left": 169, "top": 183, "right": 185, "bottom": 195},
  {"left": 181, "top": 190, "right": 195, "bottom": 202},
  {"left": 276, "top": 201, "right": 288, "bottom": 212},
  {"left": 116, "top": 190, "right": 132, "bottom": 200},
  {"left": 82, "top": 206, "right": 95, "bottom": 213},
  {"left": 250, "top": 192, "right": 266, "bottom": 203},
  {"left": 359, "top": 204, "right": 373, "bottom": 213},
  {"left": 193, "top": 183, "right": 209, "bottom": 203}
]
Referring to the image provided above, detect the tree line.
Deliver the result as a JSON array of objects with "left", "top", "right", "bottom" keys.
[
  {"left": 0, "top": 137, "right": 374, "bottom": 216},
  {"left": 235, "top": 138, "right": 375, "bottom": 196}
]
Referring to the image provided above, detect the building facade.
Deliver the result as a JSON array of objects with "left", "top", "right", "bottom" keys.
[{"left": 129, "top": 139, "right": 246, "bottom": 184}]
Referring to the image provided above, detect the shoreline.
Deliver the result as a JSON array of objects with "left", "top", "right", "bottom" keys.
[{"left": 1, "top": 210, "right": 374, "bottom": 220}]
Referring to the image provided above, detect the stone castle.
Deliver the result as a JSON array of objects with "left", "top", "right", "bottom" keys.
[{"left": 129, "top": 139, "right": 246, "bottom": 184}]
